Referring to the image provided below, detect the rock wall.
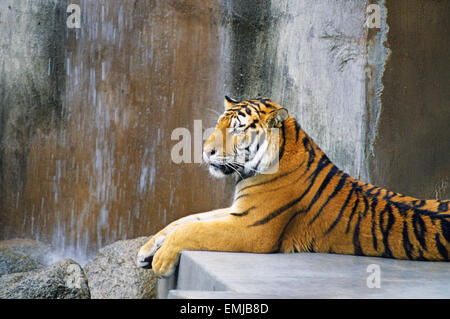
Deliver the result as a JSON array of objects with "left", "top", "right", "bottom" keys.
[
  {"left": 369, "top": 0, "right": 450, "bottom": 199},
  {"left": 223, "top": 0, "right": 371, "bottom": 180},
  {"left": 0, "top": 0, "right": 68, "bottom": 239}
]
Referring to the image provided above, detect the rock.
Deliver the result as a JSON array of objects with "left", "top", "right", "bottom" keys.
[
  {"left": 0, "top": 258, "right": 90, "bottom": 299},
  {"left": 0, "top": 238, "right": 52, "bottom": 275},
  {"left": 84, "top": 236, "right": 157, "bottom": 299}
]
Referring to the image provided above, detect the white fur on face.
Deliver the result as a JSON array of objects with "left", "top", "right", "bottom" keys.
[
  {"left": 208, "top": 165, "right": 226, "bottom": 178},
  {"left": 205, "top": 113, "right": 281, "bottom": 178}
]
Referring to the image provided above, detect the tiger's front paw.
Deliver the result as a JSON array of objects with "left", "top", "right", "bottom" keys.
[
  {"left": 151, "top": 242, "right": 181, "bottom": 278},
  {"left": 136, "top": 235, "right": 166, "bottom": 269}
]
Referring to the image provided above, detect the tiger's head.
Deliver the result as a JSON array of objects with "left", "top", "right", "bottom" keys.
[{"left": 203, "top": 96, "right": 289, "bottom": 179}]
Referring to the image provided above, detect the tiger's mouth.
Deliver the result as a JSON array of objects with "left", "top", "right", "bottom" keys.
[{"left": 210, "top": 163, "right": 235, "bottom": 175}]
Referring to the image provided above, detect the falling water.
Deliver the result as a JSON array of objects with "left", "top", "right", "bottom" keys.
[{"left": 0, "top": 0, "right": 232, "bottom": 263}]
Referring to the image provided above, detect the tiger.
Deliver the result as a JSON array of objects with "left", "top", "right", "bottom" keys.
[{"left": 137, "top": 96, "right": 450, "bottom": 277}]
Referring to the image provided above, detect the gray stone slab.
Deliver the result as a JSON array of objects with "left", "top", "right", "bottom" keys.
[
  {"left": 168, "top": 290, "right": 285, "bottom": 299},
  {"left": 162, "top": 251, "right": 450, "bottom": 299}
]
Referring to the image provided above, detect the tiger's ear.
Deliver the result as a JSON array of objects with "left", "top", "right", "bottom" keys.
[
  {"left": 266, "top": 108, "right": 289, "bottom": 128},
  {"left": 224, "top": 95, "right": 239, "bottom": 109}
]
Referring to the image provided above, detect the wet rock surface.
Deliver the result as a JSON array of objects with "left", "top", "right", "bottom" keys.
[
  {"left": 0, "top": 237, "right": 157, "bottom": 299},
  {"left": 0, "top": 258, "right": 90, "bottom": 299},
  {"left": 0, "top": 239, "right": 51, "bottom": 276},
  {"left": 84, "top": 236, "right": 157, "bottom": 299}
]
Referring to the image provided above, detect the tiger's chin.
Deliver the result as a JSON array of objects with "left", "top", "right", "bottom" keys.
[{"left": 208, "top": 163, "right": 235, "bottom": 178}]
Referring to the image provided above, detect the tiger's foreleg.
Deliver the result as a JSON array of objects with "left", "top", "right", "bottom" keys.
[
  {"left": 137, "top": 208, "right": 230, "bottom": 271},
  {"left": 140, "top": 213, "right": 277, "bottom": 277}
]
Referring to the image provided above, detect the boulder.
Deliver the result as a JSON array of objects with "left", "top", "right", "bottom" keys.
[
  {"left": 0, "top": 258, "right": 90, "bottom": 299},
  {"left": 84, "top": 236, "right": 157, "bottom": 299},
  {"left": 0, "top": 238, "right": 51, "bottom": 275}
]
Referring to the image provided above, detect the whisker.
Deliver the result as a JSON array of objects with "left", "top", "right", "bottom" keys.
[
  {"left": 211, "top": 155, "right": 266, "bottom": 175},
  {"left": 227, "top": 160, "right": 264, "bottom": 175},
  {"left": 225, "top": 163, "right": 244, "bottom": 180}
]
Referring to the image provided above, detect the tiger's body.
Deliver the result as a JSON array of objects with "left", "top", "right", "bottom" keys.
[{"left": 137, "top": 97, "right": 450, "bottom": 277}]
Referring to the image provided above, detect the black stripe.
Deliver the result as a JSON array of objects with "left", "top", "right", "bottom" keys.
[
  {"left": 364, "top": 185, "right": 378, "bottom": 195},
  {"left": 278, "top": 123, "right": 286, "bottom": 161},
  {"left": 276, "top": 209, "right": 303, "bottom": 251},
  {"left": 247, "top": 104, "right": 259, "bottom": 113},
  {"left": 379, "top": 203, "right": 394, "bottom": 258},
  {"left": 386, "top": 200, "right": 445, "bottom": 218},
  {"left": 230, "top": 206, "right": 256, "bottom": 217},
  {"left": 411, "top": 199, "right": 426, "bottom": 208},
  {"left": 250, "top": 155, "right": 331, "bottom": 227},
  {"left": 308, "top": 171, "right": 348, "bottom": 226},
  {"left": 362, "top": 195, "right": 370, "bottom": 217},
  {"left": 395, "top": 203, "right": 410, "bottom": 217},
  {"left": 324, "top": 186, "right": 354, "bottom": 234},
  {"left": 250, "top": 134, "right": 261, "bottom": 154},
  {"left": 435, "top": 233, "right": 449, "bottom": 260},
  {"left": 412, "top": 212, "right": 427, "bottom": 250},
  {"left": 293, "top": 120, "right": 301, "bottom": 142},
  {"left": 302, "top": 136, "right": 316, "bottom": 172},
  {"left": 235, "top": 116, "right": 242, "bottom": 126},
  {"left": 353, "top": 214, "right": 364, "bottom": 256},
  {"left": 417, "top": 249, "right": 426, "bottom": 261},
  {"left": 242, "top": 123, "right": 254, "bottom": 132},
  {"left": 345, "top": 195, "right": 360, "bottom": 234},
  {"left": 441, "top": 217, "right": 450, "bottom": 243},
  {"left": 372, "top": 188, "right": 382, "bottom": 198},
  {"left": 252, "top": 156, "right": 264, "bottom": 175},
  {"left": 438, "top": 201, "right": 449, "bottom": 212},
  {"left": 383, "top": 191, "right": 396, "bottom": 201},
  {"left": 258, "top": 97, "right": 270, "bottom": 105},
  {"left": 370, "top": 197, "right": 378, "bottom": 251},
  {"left": 306, "top": 165, "right": 341, "bottom": 216},
  {"left": 306, "top": 154, "right": 331, "bottom": 181},
  {"left": 308, "top": 238, "right": 316, "bottom": 252},
  {"left": 236, "top": 149, "right": 309, "bottom": 193},
  {"left": 249, "top": 197, "right": 303, "bottom": 227},
  {"left": 402, "top": 219, "right": 414, "bottom": 260},
  {"left": 234, "top": 193, "right": 248, "bottom": 201},
  {"left": 241, "top": 119, "right": 259, "bottom": 132},
  {"left": 250, "top": 101, "right": 261, "bottom": 111}
]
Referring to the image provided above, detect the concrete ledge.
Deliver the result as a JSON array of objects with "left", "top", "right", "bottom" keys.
[{"left": 158, "top": 251, "right": 450, "bottom": 299}]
